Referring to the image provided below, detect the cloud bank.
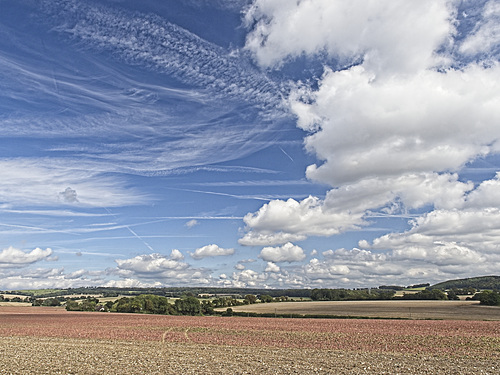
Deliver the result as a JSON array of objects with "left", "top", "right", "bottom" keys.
[{"left": 237, "top": 0, "right": 500, "bottom": 286}]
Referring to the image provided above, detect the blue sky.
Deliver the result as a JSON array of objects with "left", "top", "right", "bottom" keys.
[{"left": 1, "top": 0, "right": 500, "bottom": 290}]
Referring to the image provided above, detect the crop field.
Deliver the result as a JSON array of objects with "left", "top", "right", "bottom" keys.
[
  {"left": 0, "top": 306, "right": 499, "bottom": 374},
  {"left": 228, "top": 300, "right": 500, "bottom": 320}
]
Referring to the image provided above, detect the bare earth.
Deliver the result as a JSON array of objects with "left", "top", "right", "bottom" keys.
[
  {"left": 0, "top": 336, "right": 498, "bottom": 375},
  {"left": 228, "top": 300, "right": 500, "bottom": 320},
  {"left": 0, "top": 306, "right": 498, "bottom": 374}
]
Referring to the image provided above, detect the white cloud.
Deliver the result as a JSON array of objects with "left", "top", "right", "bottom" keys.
[
  {"left": 304, "top": 258, "right": 350, "bottom": 279},
  {"left": 259, "top": 242, "right": 306, "bottom": 263},
  {"left": 114, "top": 252, "right": 212, "bottom": 285},
  {"left": 371, "top": 208, "right": 500, "bottom": 256},
  {"left": 190, "top": 244, "right": 235, "bottom": 260},
  {"left": 103, "top": 278, "right": 162, "bottom": 288},
  {"left": 0, "top": 159, "right": 146, "bottom": 207},
  {"left": 116, "top": 253, "right": 189, "bottom": 273},
  {"left": 460, "top": 1, "right": 500, "bottom": 57},
  {"left": 239, "top": 231, "right": 306, "bottom": 247},
  {"left": 0, "top": 267, "right": 109, "bottom": 289},
  {"left": 0, "top": 246, "right": 53, "bottom": 267},
  {"left": 240, "top": 173, "right": 472, "bottom": 246},
  {"left": 465, "top": 173, "right": 500, "bottom": 208},
  {"left": 240, "top": 196, "right": 362, "bottom": 246},
  {"left": 264, "top": 262, "right": 280, "bottom": 273},
  {"left": 59, "top": 187, "right": 79, "bottom": 203},
  {"left": 241, "top": 0, "right": 500, "bottom": 275},
  {"left": 235, "top": 263, "right": 245, "bottom": 270},
  {"left": 294, "top": 64, "right": 500, "bottom": 187},
  {"left": 245, "top": 0, "right": 455, "bottom": 73},
  {"left": 229, "top": 269, "right": 266, "bottom": 288},
  {"left": 170, "top": 249, "right": 184, "bottom": 261},
  {"left": 185, "top": 219, "right": 199, "bottom": 228}
]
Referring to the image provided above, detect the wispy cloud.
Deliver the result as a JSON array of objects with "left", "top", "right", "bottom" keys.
[
  {"left": 0, "top": 0, "right": 289, "bottom": 171},
  {"left": 0, "top": 208, "right": 112, "bottom": 217},
  {"left": 0, "top": 223, "right": 80, "bottom": 236},
  {"left": 0, "top": 159, "right": 146, "bottom": 207},
  {"left": 191, "top": 179, "right": 313, "bottom": 187}
]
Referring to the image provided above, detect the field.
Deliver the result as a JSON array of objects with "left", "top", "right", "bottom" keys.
[
  {"left": 226, "top": 300, "right": 500, "bottom": 320},
  {"left": 0, "top": 306, "right": 499, "bottom": 374}
]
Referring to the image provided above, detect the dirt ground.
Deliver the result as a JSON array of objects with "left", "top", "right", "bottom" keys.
[
  {"left": 0, "top": 336, "right": 498, "bottom": 375},
  {"left": 0, "top": 306, "right": 498, "bottom": 374},
  {"left": 228, "top": 300, "right": 500, "bottom": 320}
]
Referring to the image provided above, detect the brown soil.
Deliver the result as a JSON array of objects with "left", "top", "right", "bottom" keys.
[{"left": 228, "top": 300, "right": 500, "bottom": 320}]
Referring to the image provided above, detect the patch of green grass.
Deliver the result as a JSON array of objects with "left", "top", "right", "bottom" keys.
[{"left": 11, "top": 289, "right": 60, "bottom": 297}]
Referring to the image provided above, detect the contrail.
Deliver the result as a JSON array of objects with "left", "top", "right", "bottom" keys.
[
  {"left": 167, "top": 187, "right": 271, "bottom": 201},
  {"left": 279, "top": 146, "right": 294, "bottom": 162},
  {"left": 104, "top": 208, "right": 155, "bottom": 252},
  {"left": 0, "top": 222, "right": 80, "bottom": 235}
]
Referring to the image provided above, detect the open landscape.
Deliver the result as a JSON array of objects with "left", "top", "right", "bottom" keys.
[
  {"left": 2, "top": 1, "right": 500, "bottom": 373},
  {"left": 226, "top": 300, "right": 500, "bottom": 321},
  {"left": 0, "top": 305, "right": 499, "bottom": 374}
]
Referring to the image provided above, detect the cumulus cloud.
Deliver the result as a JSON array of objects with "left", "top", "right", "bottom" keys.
[
  {"left": 240, "top": 173, "right": 473, "bottom": 246},
  {"left": 245, "top": 0, "right": 455, "bottom": 73},
  {"left": 460, "top": 0, "right": 500, "bottom": 57},
  {"left": 241, "top": 0, "right": 500, "bottom": 277},
  {"left": 116, "top": 253, "right": 189, "bottom": 273},
  {"left": 103, "top": 278, "right": 162, "bottom": 288},
  {"left": 371, "top": 208, "right": 500, "bottom": 257},
  {"left": 115, "top": 252, "right": 211, "bottom": 285},
  {"left": 0, "top": 246, "right": 53, "bottom": 267},
  {"left": 304, "top": 258, "right": 350, "bottom": 280},
  {"left": 240, "top": 196, "right": 361, "bottom": 246},
  {"left": 190, "top": 244, "right": 235, "bottom": 260},
  {"left": 465, "top": 173, "right": 500, "bottom": 208},
  {"left": 259, "top": 242, "right": 306, "bottom": 263},
  {"left": 264, "top": 262, "right": 280, "bottom": 273},
  {"left": 0, "top": 267, "right": 109, "bottom": 289},
  {"left": 294, "top": 64, "right": 500, "bottom": 187},
  {"left": 239, "top": 231, "right": 306, "bottom": 247},
  {"left": 229, "top": 269, "right": 266, "bottom": 288},
  {"left": 170, "top": 249, "right": 184, "bottom": 261}
]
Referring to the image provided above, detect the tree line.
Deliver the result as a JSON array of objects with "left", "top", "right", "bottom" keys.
[{"left": 64, "top": 293, "right": 269, "bottom": 315}]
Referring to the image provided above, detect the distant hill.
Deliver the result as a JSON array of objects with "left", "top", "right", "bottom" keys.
[{"left": 432, "top": 276, "right": 500, "bottom": 290}]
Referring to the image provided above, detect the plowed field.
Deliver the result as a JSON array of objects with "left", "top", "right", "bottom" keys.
[
  {"left": 0, "top": 306, "right": 499, "bottom": 374},
  {"left": 227, "top": 300, "right": 500, "bottom": 320}
]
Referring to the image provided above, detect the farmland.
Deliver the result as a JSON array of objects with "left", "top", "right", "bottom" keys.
[
  {"left": 226, "top": 300, "right": 500, "bottom": 320},
  {"left": 0, "top": 306, "right": 499, "bottom": 374}
]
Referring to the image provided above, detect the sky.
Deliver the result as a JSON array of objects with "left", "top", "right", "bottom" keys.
[{"left": 1, "top": 0, "right": 500, "bottom": 290}]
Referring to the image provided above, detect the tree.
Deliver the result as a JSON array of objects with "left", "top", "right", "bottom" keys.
[
  {"left": 478, "top": 291, "right": 500, "bottom": 306},
  {"left": 259, "top": 294, "right": 273, "bottom": 303},
  {"left": 401, "top": 289, "right": 448, "bottom": 300},
  {"left": 65, "top": 300, "right": 81, "bottom": 311},
  {"left": 79, "top": 298, "right": 99, "bottom": 312},
  {"left": 222, "top": 308, "right": 233, "bottom": 317},
  {"left": 201, "top": 300, "right": 215, "bottom": 315},
  {"left": 42, "top": 298, "right": 61, "bottom": 306},
  {"left": 446, "top": 289, "right": 460, "bottom": 300},
  {"left": 174, "top": 296, "right": 201, "bottom": 315},
  {"left": 244, "top": 294, "right": 257, "bottom": 304}
]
